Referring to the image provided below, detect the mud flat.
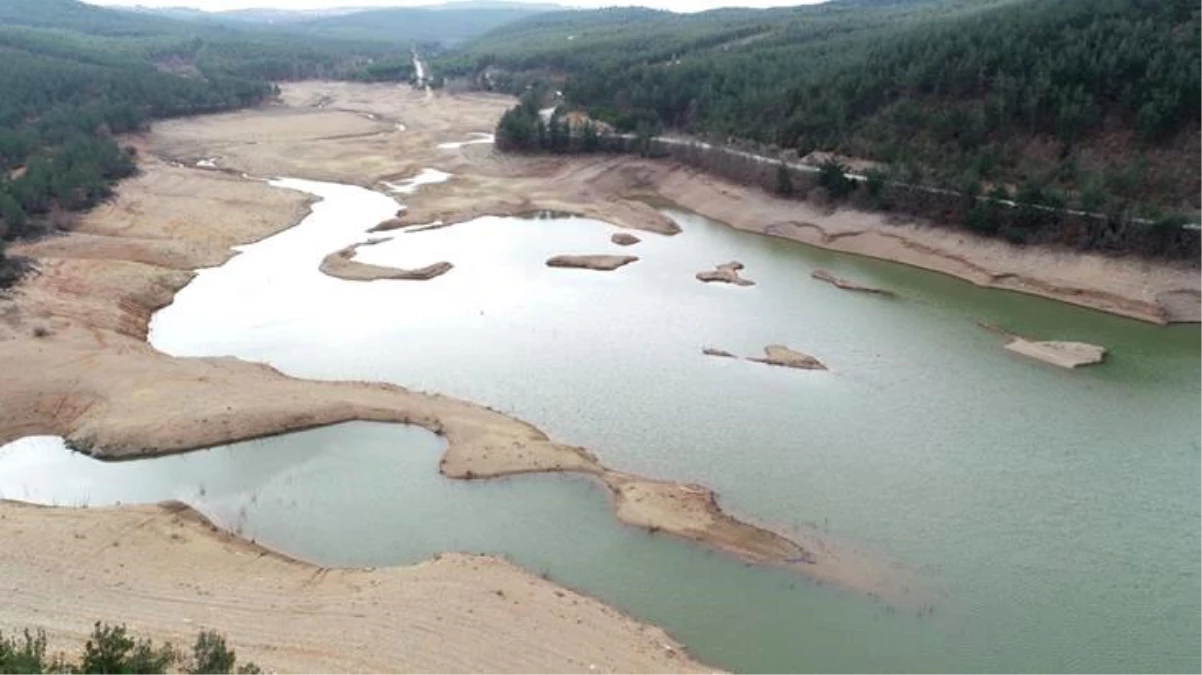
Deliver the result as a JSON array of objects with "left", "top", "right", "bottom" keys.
[
  {"left": 696, "top": 261, "right": 755, "bottom": 286},
  {"left": 1003, "top": 339, "right": 1106, "bottom": 368},
  {"left": 320, "top": 241, "right": 453, "bottom": 281},
  {"left": 748, "top": 345, "right": 827, "bottom": 370},
  {"left": 702, "top": 347, "right": 736, "bottom": 359},
  {"left": 547, "top": 254, "right": 639, "bottom": 271}
]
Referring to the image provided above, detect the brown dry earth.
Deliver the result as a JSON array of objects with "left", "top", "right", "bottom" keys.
[{"left": 1, "top": 83, "right": 918, "bottom": 672}]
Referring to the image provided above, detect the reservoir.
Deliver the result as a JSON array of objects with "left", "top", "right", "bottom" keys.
[{"left": 6, "top": 173, "right": 1196, "bottom": 672}]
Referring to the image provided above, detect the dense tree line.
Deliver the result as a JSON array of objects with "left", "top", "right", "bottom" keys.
[
  {"left": 495, "top": 90, "right": 609, "bottom": 154},
  {"left": 444, "top": 0, "right": 1200, "bottom": 240}
]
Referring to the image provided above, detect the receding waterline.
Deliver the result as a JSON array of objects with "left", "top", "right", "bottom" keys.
[{"left": 111, "top": 172, "right": 1202, "bottom": 673}]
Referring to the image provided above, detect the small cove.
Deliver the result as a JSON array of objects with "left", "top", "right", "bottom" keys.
[{"left": 6, "top": 170, "right": 1197, "bottom": 672}]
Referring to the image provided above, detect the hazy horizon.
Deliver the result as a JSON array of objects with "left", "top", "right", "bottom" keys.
[{"left": 86, "top": 0, "right": 819, "bottom": 13}]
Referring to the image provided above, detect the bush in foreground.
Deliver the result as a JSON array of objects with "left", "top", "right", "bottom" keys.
[{"left": 0, "top": 623, "right": 260, "bottom": 674}]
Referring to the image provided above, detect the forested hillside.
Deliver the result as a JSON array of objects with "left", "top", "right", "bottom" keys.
[
  {"left": 0, "top": 0, "right": 411, "bottom": 271},
  {"left": 444, "top": 0, "right": 1200, "bottom": 224}
]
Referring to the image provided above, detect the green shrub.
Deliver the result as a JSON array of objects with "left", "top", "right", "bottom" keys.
[
  {"left": 0, "top": 625, "right": 259, "bottom": 675},
  {"left": 817, "top": 160, "right": 854, "bottom": 200}
]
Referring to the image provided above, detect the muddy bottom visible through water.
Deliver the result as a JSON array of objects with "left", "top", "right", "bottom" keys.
[{"left": 3, "top": 174, "right": 1198, "bottom": 673}]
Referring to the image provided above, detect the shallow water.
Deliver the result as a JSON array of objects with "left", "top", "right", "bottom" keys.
[{"left": 11, "top": 172, "right": 1200, "bottom": 672}]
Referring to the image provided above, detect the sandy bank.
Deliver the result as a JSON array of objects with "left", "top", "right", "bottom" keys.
[
  {"left": 612, "top": 232, "right": 642, "bottom": 246},
  {"left": 0, "top": 501, "right": 711, "bottom": 674},
  {"left": 748, "top": 345, "right": 827, "bottom": 370},
  {"left": 702, "top": 347, "right": 736, "bottom": 359},
  {"left": 696, "top": 261, "right": 755, "bottom": 286},
  {"left": 811, "top": 269, "right": 895, "bottom": 296},
  {"left": 320, "top": 241, "right": 453, "bottom": 281},
  {"left": 547, "top": 254, "right": 639, "bottom": 271},
  {"left": 642, "top": 167, "right": 1198, "bottom": 324}
]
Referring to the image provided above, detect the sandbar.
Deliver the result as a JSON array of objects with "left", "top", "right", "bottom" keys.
[
  {"left": 1003, "top": 339, "right": 1106, "bottom": 368},
  {"left": 748, "top": 345, "right": 827, "bottom": 370},
  {"left": 547, "top": 254, "right": 639, "bottom": 271},
  {"left": 320, "top": 241, "right": 453, "bottom": 281}
]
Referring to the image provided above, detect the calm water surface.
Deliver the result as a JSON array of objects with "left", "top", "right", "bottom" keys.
[{"left": 4, "top": 175, "right": 1197, "bottom": 672}]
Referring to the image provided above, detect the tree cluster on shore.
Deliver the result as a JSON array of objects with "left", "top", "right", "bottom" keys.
[
  {"left": 495, "top": 91, "right": 604, "bottom": 154},
  {"left": 0, "top": 622, "right": 260, "bottom": 674}
]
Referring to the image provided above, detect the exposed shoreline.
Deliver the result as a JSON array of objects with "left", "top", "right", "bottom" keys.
[
  {"left": 147, "top": 82, "right": 1198, "bottom": 325},
  {"left": 0, "top": 89, "right": 915, "bottom": 669}
]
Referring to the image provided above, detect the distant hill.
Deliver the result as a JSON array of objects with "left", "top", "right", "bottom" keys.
[
  {"left": 132, "top": 2, "right": 560, "bottom": 45},
  {"left": 0, "top": 0, "right": 407, "bottom": 249}
]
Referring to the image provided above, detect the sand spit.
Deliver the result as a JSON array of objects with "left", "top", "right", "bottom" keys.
[
  {"left": 696, "top": 261, "right": 755, "bottom": 286},
  {"left": 748, "top": 345, "right": 827, "bottom": 370},
  {"left": 0, "top": 501, "right": 712, "bottom": 674},
  {"left": 702, "top": 347, "right": 736, "bottom": 359},
  {"left": 1004, "top": 339, "right": 1106, "bottom": 368},
  {"left": 547, "top": 254, "right": 639, "bottom": 271},
  {"left": 811, "top": 269, "right": 895, "bottom": 296},
  {"left": 320, "top": 241, "right": 453, "bottom": 281},
  {"left": 612, "top": 232, "right": 642, "bottom": 246}
]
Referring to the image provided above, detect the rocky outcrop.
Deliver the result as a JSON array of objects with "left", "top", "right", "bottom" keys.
[{"left": 696, "top": 261, "right": 754, "bottom": 286}]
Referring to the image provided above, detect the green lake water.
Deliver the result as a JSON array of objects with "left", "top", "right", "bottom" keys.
[{"left": 3, "top": 175, "right": 1196, "bottom": 672}]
